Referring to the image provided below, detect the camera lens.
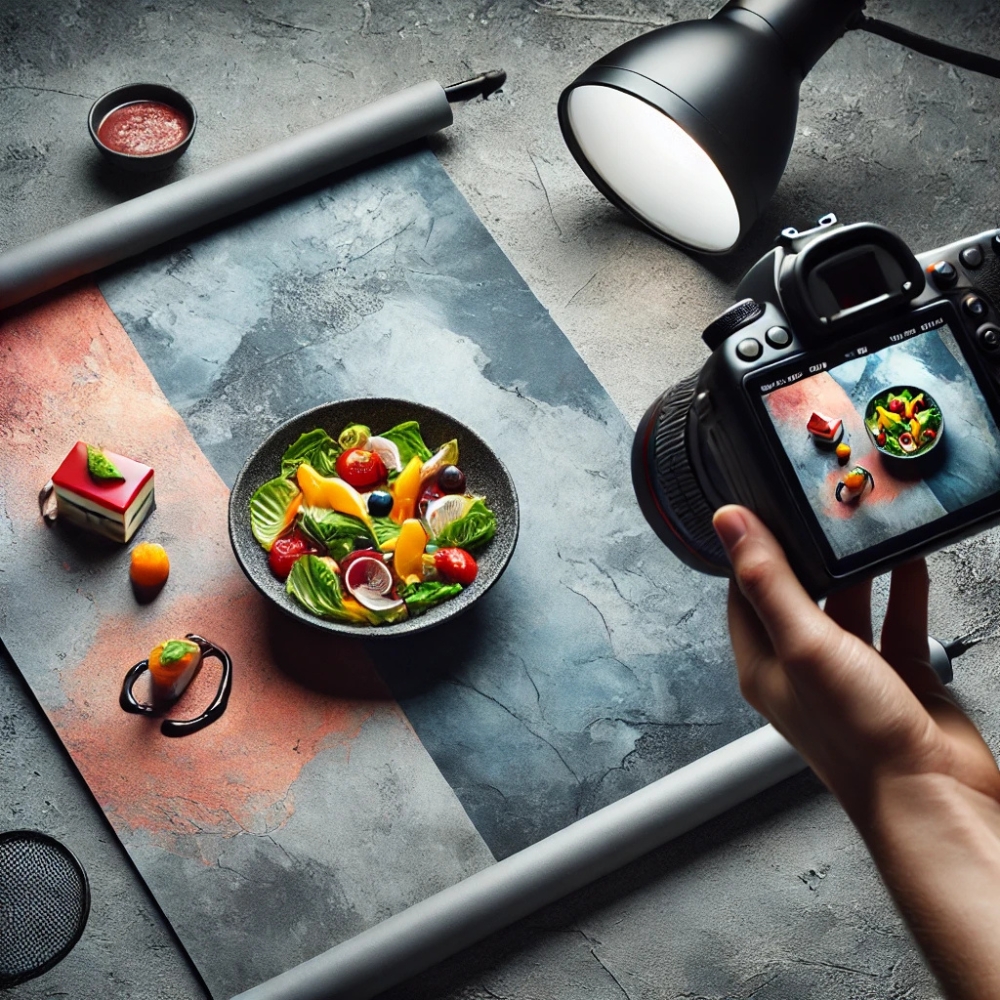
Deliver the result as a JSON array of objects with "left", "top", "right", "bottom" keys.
[{"left": 632, "top": 374, "right": 729, "bottom": 576}]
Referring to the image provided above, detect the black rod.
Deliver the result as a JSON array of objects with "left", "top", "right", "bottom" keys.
[
  {"left": 444, "top": 70, "right": 506, "bottom": 102},
  {"left": 855, "top": 14, "right": 1000, "bottom": 80}
]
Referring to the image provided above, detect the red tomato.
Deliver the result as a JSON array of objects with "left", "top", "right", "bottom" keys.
[
  {"left": 433, "top": 547, "right": 478, "bottom": 586},
  {"left": 336, "top": 448, "right": 387, "bottom": 489},
  {"left": 268, "top": 532, "right": 316, "bottom": 579}
]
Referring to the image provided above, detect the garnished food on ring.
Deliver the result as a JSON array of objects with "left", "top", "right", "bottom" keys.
[
  {"left": 248, "top": 421, "right": 497, "bottom": 625},
  {"left": 864, "top": 387, "right": 943, "bottom": 458},
  {"left": 836, "top": 465, "right": 875, "bottom": 504}
]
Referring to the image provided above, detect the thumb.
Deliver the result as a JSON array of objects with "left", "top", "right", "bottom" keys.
[{"left": 713, "top": 505, "right": 830, "bottom": 664}]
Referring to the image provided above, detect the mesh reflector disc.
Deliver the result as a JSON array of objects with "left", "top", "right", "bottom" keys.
[{"left": 0, "top": 830, "right": 90, "bottom": 986}]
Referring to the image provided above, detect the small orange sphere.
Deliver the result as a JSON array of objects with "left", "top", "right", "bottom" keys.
[{"left": 130, "top": 541, "right": 170, "bottom": 589}]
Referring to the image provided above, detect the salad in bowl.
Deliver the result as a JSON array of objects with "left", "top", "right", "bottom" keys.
[
  {"left": 864, "top": 386, "right": 943, "bottom": 459},
  {"left": 229, "top": 400, "right": 518, "bottom": 636}
]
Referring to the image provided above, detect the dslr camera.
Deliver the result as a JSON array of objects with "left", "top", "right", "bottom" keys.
[{"left": 633, "top": 215, "right": 1000, "bottom": 596}]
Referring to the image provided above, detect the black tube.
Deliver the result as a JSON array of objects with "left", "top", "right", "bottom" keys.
[
  {"left": 855, "top": 15, "right": 1000, "bottom": 80},
  {"left": 720, "top": 0, "right": 864, "bottom": 76},
  {"left": 444, "top": 70, "right": 506, "bottom": 102}
]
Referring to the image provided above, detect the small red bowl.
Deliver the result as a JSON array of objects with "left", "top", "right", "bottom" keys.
[{"left": 88, "top": 83, "right": 197, "bottom": 173}]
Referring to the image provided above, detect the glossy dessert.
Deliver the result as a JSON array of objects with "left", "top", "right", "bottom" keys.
[{"left": 51, "top": 442, "right": 154, "bottom": 542}]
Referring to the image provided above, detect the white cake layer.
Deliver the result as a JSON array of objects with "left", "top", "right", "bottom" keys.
[
  {"left": 55, "top": 478, "right": 154, "bottom": 527},
  {"left": 55, "top": 483, "right": 155, "bottom": 543}
]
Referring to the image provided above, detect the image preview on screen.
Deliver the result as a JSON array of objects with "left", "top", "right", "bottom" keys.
[{"left": 760, "top": 322, "right": 1000, "bottom": 561}]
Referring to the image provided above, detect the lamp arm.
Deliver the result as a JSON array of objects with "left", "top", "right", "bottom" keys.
[{"left": 852, "top": 13, "right": 1000, "bottom": 80}]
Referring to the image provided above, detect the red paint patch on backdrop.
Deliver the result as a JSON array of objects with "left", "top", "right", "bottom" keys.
[
  {"left": 763, "top": 372, "right": 913, "bottom": 519},
  {"left": 0, "top": 285, "right": 395, "bottom": 857}
]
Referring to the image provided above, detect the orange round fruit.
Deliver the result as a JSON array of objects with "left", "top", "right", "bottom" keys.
[{"left": 130, "top": 541, "right": 170, "bottom": 588}]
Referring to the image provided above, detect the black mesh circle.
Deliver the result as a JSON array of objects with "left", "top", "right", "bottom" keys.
[{"left": 0, "top": 831, "right": 90, "bottom": 987}]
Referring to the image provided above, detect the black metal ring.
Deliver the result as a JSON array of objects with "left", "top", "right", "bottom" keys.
[{"left": 119, "top": 634, "right": 232, "bottom": 737}]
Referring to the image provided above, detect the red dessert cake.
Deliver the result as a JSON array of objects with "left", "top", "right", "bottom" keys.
[{"left": 51, "top": 442, "right": 155, "bottom": 542}]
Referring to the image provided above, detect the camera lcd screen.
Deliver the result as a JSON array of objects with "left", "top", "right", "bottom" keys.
[
  {"left": 754, "top": 315, "right": 1000, "bottom": 565},
  {"left": 819, "top": 251, "right": 889, "bottom": 310}
]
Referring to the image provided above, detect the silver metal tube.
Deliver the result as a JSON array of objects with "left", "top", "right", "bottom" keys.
[
  {"left": 0, "top": 81, "right": 453, "bottom": 312},
  {"left": 233, "top": 724, "right": 806, "bottom": 1000}
]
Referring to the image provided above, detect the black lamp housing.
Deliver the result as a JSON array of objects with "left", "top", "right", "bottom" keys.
[{"left": 558, "top": 0, "right": 864, "bottom": 253}]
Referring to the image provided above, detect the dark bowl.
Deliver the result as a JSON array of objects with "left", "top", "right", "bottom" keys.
[
  {"left": 864, "top": 384, "right": 944, "bottom": 461},
  {"left": 229, "top": 399, "right": 519, "bottom": 637},
  {"left": 88, "top": 83, "right": 197, "bottom": 173}
]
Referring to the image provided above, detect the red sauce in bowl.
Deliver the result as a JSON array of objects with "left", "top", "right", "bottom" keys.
[{"left": 97, "top": 101, "right": 190, "bottom": 156}]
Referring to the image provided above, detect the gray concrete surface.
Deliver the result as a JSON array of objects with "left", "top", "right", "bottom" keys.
[{"left": 3, "top": 0, "right": 1000, "bottom": 997}]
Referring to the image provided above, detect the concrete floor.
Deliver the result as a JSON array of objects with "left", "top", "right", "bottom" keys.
[{"left": 3, "top": 0, "right": 1000, "bottom": 997}]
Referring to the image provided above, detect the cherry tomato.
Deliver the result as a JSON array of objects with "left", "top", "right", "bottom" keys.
[
  {"left": 888, "top": 398, "right": 905, "bottom": 414},
  {"left": 336, "top": 448, "right": 387, "bottom": 490},
  {"left": 433, "top": 547, "right": 478, "bottom": 586},
  {"left": 268, "top": 532, "right": 316, "bottom": 579}
]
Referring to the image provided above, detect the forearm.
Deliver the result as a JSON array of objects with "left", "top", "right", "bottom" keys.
[{"left": 857, "top": 772, "right": 1000, "bottom": 1000}]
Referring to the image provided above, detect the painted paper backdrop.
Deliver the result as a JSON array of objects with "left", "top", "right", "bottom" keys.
[{"left": 0, "top": 148, "right": 755, "bottom": 997}]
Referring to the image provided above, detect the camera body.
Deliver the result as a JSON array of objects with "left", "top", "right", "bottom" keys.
[{"left": 633, "top": 216, "right": 1000, "bottom": 597}]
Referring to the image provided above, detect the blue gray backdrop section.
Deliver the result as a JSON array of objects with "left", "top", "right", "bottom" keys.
[{"left": 101, "top": 147, "right": 757, "bottom": 860}]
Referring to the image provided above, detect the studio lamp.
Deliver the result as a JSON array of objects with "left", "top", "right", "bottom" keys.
[{"left": 559, "top": 0, "right": 1000, "bottom": 254}]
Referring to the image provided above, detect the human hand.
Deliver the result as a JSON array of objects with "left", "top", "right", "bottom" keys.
[
  {"left": 713, "top": 504, "right": 1000, "bottom": 999},
  {"left": 711, "top": 504, "right": 999, "bottom": 822}
]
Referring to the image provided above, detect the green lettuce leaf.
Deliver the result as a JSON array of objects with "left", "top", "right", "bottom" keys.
[
  {"left": 250, "top": 477, "right": 302, "bottom": 550},
  {"left": 917, "top": 408, "right": 942, "bottom": 432},
  {"left": 371, "top": 517, "right": 402, "bottom": 548},
  {"left": 86, "top": 445, "right": 124, "bottom": 481},
  {"left": 298, "top": 507, "right": 373, "bottom": 561},
  {"left": 399, "top": 580, "right": 463, "bottom": 616},
  {"left": 380, "top": 421, "right": 433, "bottom": 464},
  {"left": 432, "top": 499, "right": 497, "bottom": 551},
  {"left": 281, "top": 429, "right": 341, "bottom": 477},
  {"left": 159, "top": 639, "right": 199, "bottom": 665},
  {"left": 286, "top": 556, "right": 381, "bottom": 625}
]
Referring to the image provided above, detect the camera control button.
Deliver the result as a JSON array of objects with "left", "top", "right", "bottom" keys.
[
  {"left": 765, "top": 326, "right": 791, "bottom": 349},
  {"left": 960, "top": 245, "right": 984, "bottom": 269},
  {"left": 978, "top": 324, "right": 1000, "bottom": 352},
  {"left": 736, "top": 338, "right": 762, "bottom": 362},
  {"left": 702, "top": 298, "right": 764, "bottom": 351},
  {"left": 963, "top": 294, "right": 989, "bottom": 320},
  {"left": 927, "top": 260, "right": 958, "bottom": 289}
]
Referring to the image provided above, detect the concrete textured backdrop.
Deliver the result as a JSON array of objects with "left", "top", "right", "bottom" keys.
[{"left": 2, "top": 1, "right": 1000, "bottom": 998}]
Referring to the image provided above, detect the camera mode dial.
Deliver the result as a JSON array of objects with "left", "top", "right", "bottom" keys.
[{"left": 701, "top": 298, "right": 763, "bottom": 351}]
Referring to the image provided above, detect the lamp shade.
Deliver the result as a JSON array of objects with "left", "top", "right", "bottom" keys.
[{"left": 558, "top": 0, "right": 864, "bottom": 253}]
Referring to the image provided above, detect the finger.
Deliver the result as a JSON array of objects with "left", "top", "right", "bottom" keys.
[
  {"left": 880, "top": 559, "right": 939, "bottom": 692},
  {"left": 824, "top": 578, "right": 873, "bottom": 646},
  {"left": 713, "top": 505, "right": 830, "bottom": 665},
  {"left": 726, "top": 580, "right": 777, "bottom": 712}
]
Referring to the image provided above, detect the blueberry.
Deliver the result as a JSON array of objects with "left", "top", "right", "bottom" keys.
[
  {"left": 438, "top": 465, "right": 466, "bottom": 494},
  {"left": 367, "top": 490, "right": 393, "bottom": 517}
]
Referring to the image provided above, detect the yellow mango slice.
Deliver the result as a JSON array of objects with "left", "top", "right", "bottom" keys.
[
  {"left": 295, "top": 464, "right": 371, "bottom": 525},
  {"left": 390, "top": 455, "right": 423, "bottom": 524},
  {"left": 394, "top": 519, "right": 428, "bottom": 579}
]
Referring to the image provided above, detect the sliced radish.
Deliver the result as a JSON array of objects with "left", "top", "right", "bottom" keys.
[{"left": 343, "top": 555, "right": 401, "bottom": 612}]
